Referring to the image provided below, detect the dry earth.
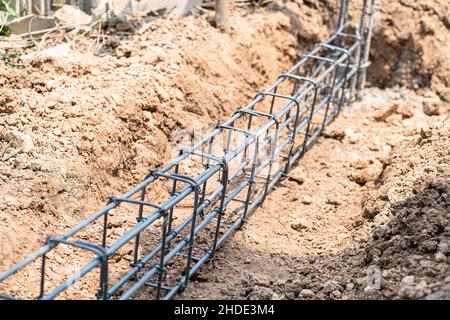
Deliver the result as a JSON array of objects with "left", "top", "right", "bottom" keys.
[{"left": 0, "top": 0, "right": 449, "bottom": 299}]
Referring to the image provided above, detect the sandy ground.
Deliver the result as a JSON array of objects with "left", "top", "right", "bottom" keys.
[{"left": 0, "top": 0, "right": 449, "bottom": 299}]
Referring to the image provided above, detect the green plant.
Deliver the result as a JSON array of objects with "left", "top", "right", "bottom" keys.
[
  {"left": 0, "top": 25, "right": 10, "bottom": 36},
  {"left": 0, "top": 0, "right": 18, "bottom": 36},
  {"left": 0, "top": 0, "right": 17, "bottom": 15},
  {"left": 1, "top": 47, "right": 19, "bottom": 63}
]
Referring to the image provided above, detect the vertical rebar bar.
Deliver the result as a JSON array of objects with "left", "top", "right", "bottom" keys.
[{"left": 357, "top": 0, "right": 376, "bottom": 97}]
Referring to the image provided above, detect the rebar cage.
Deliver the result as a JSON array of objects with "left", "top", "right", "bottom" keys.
[{"left": 0, "top": 0, "right": 377, "bottom": 300}]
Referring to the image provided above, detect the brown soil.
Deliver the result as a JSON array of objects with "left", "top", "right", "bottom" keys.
[
  {"left": 1, "top": 0, "right": 449, "bottom": 299},
  {"left": 367, "top": 0, "right": 450, "bottom": 102},
  {"left": 0, "top": 3, "right": 309, "bottom": 299},
  {"left": 181, "top": 88, "right": 450, "bottom": 300}
]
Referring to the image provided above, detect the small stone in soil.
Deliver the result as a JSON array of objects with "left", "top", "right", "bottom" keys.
[
  {"left": 401, "top": 275, "right": 415, "bottom": 286},
  {"left": 299, "top": 289, "right": 315, "bottom": 298},
  {"left": 372, "top": 103, "right": 398, "bottom": 122},
  {"left": 323, "top": 128, "right": 346, "bottom": 140},
  {"left": 291, "top": 218, "right": 308, "bottom": 232},
  {"left": 326, "top": 195, "right": 341, "bottom": 205},
  {"left": 301, "top": 195, "right": 313, "bottom": 204}
]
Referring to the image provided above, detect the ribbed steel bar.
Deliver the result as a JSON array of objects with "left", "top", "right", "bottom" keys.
[{"left": 0, "top": 0, "right": 376, "bottom": 300}]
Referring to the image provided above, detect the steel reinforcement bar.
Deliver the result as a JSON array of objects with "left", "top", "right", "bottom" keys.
[{"left": 0, "top": 0, "right": 376, "bottom": 300}]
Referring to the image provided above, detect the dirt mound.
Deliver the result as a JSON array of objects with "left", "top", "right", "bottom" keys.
[
  {"left": 361, "top": 127, "right": 450, "bottom": 299},
  {"left": 0, "top": 8, "right": 301, "bottom": 284},
  {"left": 368, "top": 0, "right": 450, "bottom": 103}
]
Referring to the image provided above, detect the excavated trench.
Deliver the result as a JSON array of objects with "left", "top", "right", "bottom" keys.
[
  {"left": 0, "top": 3, "right": 319, "bottom": 299},
  {"left": 0, "top": 0, "right": 449, "bottom": 300},
  {"left": 182, "top": 0, "right": 450, "bottom": 300}
]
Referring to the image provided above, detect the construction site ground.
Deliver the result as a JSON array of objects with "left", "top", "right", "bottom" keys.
[{"left": 0, "top": 0, "right": 449, "bottom": 299}]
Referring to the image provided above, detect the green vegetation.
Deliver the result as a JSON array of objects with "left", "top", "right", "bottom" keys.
[{"left": 0, "top": 0, "right": 18, "bottom": 36}]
